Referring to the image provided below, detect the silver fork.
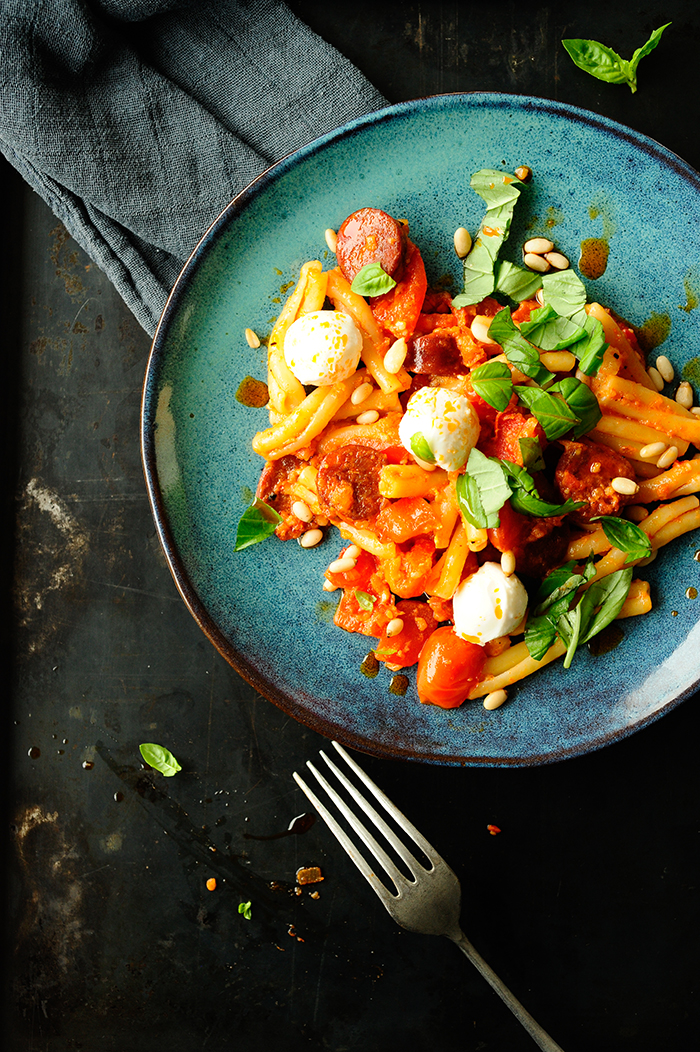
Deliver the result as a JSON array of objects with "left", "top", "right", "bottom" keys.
[{"left": 294, "top": 741, "right": 565, "bottom": 1052}]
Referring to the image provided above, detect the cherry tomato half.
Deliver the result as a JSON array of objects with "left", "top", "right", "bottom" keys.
[
  {"left": 374, "top": 600, "right": 437, "bottom": 668},
  {"left": 416, "top": 626, "right": 486, "bottom": 708}
]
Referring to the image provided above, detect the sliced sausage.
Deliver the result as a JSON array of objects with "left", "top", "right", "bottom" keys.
[
  {"left": 554, "top": 439, "right": 636, "bottom": 524},
  {"left": 335, "top": 207, "right": 406, "bottom": 283},
  {"left": 256, "top": 455, "right": 307, "bottom": 540},
  {"left": 316, "top": 444, "right": 388, "bottom": 523},
  {"left": 404, "top": 330, "right": 464, "bottom": 374}
]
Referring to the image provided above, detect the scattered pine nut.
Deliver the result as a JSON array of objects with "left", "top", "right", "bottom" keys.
[
  {"left": 328, "top": 556, "right": 356, "bottom": 574},
  {"left": 356, "top": 409, "right": 380, "bottom": 425},
  {"left": 385, "top": 617, "right": 404, "bottom": 637},
  {"left": 656, "top": 355, "right": 674, "bottom": 383},
  {"left": 324, "top": 228, "right": 338, "bottom": 253},
  {"left": 345, "top": 544, "right": 362, "bottom": 560},
  {"left": 676, "top": 381, "right": 694, "bottom": 409},
  {"left": 291, "top": 500, "right": 312, "bottom": 522},
  {"left": 535, "top": 288, "right": 545, "bottom": 306},
  {"left": 647, "top": 366, "right": 664, "bottom": 391},
  {"left": 524, "top": 237, "right": 554, "bottom": 255},
  {"left": 453, "top": 227, "right": 472, "bottom": 258},
  {"left": 501, "top": 550, "right": 516, "bottom": 576},
  {"left": 626, "top": 505, "right": 649, "bottom": 522},
  {"left": 514, "top": 165, "right": 532, "bottom": 183},
  {"left": 470, "top": 315, "right": 498, "bottom": 345},
  {"left": 657, "top": 446, "right": 679, "bottom": 469},
  {"left": 322, "top": 579, "right": 338, "bottom": 592},
  {"left": 383, "top": 337, "right": 408, "bottom": 374},
  {"left": 245, "top": 327, "right": 260, "bottom": 348},
  {"left": 544, "top": 251, "right": 569, "bottom": 270},
  {"left": 300, "top": 528, "right": 323, "bottom": 548},
  {"left": 483, "top": 689, "right": 507, "bottom": 711},
  {"left": 611, "top": 477, "right": 638, "bottom": 496},
  {"left": 523, "top": 252, "right": 550, "bottom": 273},
  {"left": 639, "top": 441, "right": 666, "bottom": 459},
  {"left": 351, "top": 381, "right": 374, "bottom": 405}
]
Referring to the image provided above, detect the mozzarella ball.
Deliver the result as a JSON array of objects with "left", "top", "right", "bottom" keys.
[
  {"left": 398, "top": 386, "right": 480, "bottom": 471},
  {"left": 453, "top": 562, "right": 528, "bottom": 646},
  {"left": 283, "top": 310, "right": 363, "bottom": 386}
]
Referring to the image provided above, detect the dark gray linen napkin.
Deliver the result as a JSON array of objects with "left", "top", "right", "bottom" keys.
[{"left": 0, "top": 0, "right": 387, "bottom": 334}]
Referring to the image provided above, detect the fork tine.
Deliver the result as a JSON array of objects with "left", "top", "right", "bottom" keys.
[
  {"left": 292, "top": 770, "right": 397, "bottom": 908},
  {"left": 318, "top": 749, "right": 426, "bottom": 877},
  {"left": 332, "top": 741, "right": 441, "bottom": 862}
]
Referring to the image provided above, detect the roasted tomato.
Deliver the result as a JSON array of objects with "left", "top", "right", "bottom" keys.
[
  {"left": 416, "top": 627, "right": 486, "bottom": 708},
  {"left": 370, "top": 240, "right": 428, "bottom": 340},
  {"left": 328, "top": 547, "right": 396, "bottom": 637},
  {"left": 375, "top": 599, "right": 438, "bottom": 668}
]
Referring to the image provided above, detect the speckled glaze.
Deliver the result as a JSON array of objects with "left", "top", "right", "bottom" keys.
[{"left": 141, "top": 93, "right": 700, "bottom": 766}]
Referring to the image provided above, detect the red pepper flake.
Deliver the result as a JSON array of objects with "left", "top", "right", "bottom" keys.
[
  {"left": 487, "top": 824, "right": 502, "bottom": 836},
  {"left": 206, "top": 877, "right": 217, "bottom": 891}
]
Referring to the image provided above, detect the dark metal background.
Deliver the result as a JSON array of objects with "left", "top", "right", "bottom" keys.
[{"left": 5, "top": 3, "right": 700, "bottom": 1050}]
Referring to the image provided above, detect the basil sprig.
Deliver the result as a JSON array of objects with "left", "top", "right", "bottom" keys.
[
  {"left": 488, "top": 307, "right": 554, "bottom": 385},
  {"left": 350, "top": 262, "right": 397, "bottom": 297},
  {"left": 235, "top": 498, "right": 282, "bottom": 551},
  {"left": 238, "top": 901, "right": 253, "bottom": 920},
  {"left": 139, "top": 743, "right": 182, "bottom": 777},
  {"left": 514, "top": 385, "right": 581, "bottom": 440},
  {"left": 595, "top": 515, "right": 652, "bottom": 564},
  {"left": 452, "top": 169, "right": 525, "bottom": 307},
  {"left": 562, "top": 24, "right": 671, "bottom": 94}
]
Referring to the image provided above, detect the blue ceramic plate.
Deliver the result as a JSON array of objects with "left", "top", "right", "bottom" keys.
[{"left": 142, "top": 93, "right": 700, "bottom": 766}]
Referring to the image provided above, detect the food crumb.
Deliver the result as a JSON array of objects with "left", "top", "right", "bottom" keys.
[
  {"left": 206, "top": 877, "right": 217, "bottom": 891},
  {"left": 487, "top": 824, "right": 502, "bottom": 836},
  {"left": 294, "top": 886, "right": 302, "bottom": 896},
  {"left": 309, "top": 890, "right": 320, "bottom": 900},
  {"left": 296, "top": 865, "right": 324, "bottom": 885}
]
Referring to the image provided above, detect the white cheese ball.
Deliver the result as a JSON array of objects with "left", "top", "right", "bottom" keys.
[
  {"left": 283, "top": 310, "right": 363, "bottom": 386},
  {"left": 398, "top": 386, "right": 480, "bottom": 471},
  {"left": 453, "top": 561, "right": 528, "bottom": 646}
]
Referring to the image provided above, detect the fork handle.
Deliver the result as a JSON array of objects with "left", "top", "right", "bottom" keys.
[{"left": 448, "top": 929, "right": 565, "bottom": 1052}]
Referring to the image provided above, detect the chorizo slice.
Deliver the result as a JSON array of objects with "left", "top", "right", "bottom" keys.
[
  {"left": 335, "top": 207, "right": 406, "bottom": 283},
  {"left": 256, "top": 455, "right": 307, "bottom": 540},
  {"left": 404, "top": 330, "right": 464, "bottom": 374},
  {"left": 316, "top": 444, "right": 388, "bottom": 523},
  {"left": 554, "top": 439, "right": 636, "bottom": 524}
]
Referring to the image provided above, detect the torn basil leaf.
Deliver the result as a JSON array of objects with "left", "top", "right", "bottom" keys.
[
  {"left": 471, "top": 360, "right": 513, "bottom": 411},
  {"left": 518, "top": 436, "right": 545, "bottom": 474},
  {"left": 541, "top": 269, "right": 587, "bottom": 319},
  {"left": 354, "top": 589, "right": 376, "bottom": 612},
  {"left": 139, "top": 743, "right": 182, "bottom": 777},
  {"left": 514, "top": 385, "right": 580, "bottom": 440},
  {"left": 456, "top": 448, "right": 512, "bottom": 529},
  {"left": 519, "top": 303, "right": 587, "bottom": 351},
  {"left": 488, "top": 307, "right": 554, "bottom": 385},
  {"left": 595, "top": 516, "right": 652, "bottom": 563},
  {"left": 501, "top": 460, "right": 584, "bottom": 518},
  {"left": 235, "top": 498, "right": 282, "bottom": 551},
  {"left": 548, "top": 376, "right": 602, "bottom": 437},
  {"left": 410, "top": 432, "right": 435, "bottom": 463},
  {"left": 452, "top": 169, "right": 524, "bottom": 307},
  {"left": 493, "top": 260, "right": 543, "bottom": 302},
  {"left": 351, "top": 262, "right": 397, "bottom": 297},
  {"left": 575, "top": 316, "right": 608, "bottom": 376}
]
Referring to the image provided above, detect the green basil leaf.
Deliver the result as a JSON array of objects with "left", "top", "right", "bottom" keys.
[
  {"left": 139, "top": 743, "right": 182, "bottom": 777},
  {"left": 575, "top": 316, "right": 608, "bottom": 376},
  {"left": 471, "top": 360, "right": 514, "bottom": 411},
  {"left": 561, "top": 602, "right": 584, "bottom": 669},
  {"left": 238, "top": 901, "right": 253, "bottom": 920},
  {"left": 629, "top": 23, "right": 671, "bottom": 73},
  {"left": 493, "top": 260, "right": 543, "bottom": 302},
  {"left": 410, "top": 431, "right": 435, "bottom": 463},
  {"left": 453, "top": 170, "right": 524, "bottom": 307},
  {"left": 532, "top": 560, "right": 580, "bottom": 606},
  {"left": 578, "top": 567, "right": 634, "bottom": 644},
  {"left": 354, "top": 589, "right": 376, "bottom": 612},
  {"left": 519, "top": 436, "right": 545, "bottom": 474},
  {"left": 561, "top": 38, "right": 630, "bottom": 84},
  {"left": 524, "top": 613, "right": 560, "bottom": 661},
  {"left": 350, "top": 262, "right": 397, "bottom": 297},
  {"left": 514, "top": 385, "right": 580, "bottom": 440},
  {"left": 488, "top": 307, "right": 554, "bottom": 385},
  {"left": 534, "top": 573, "right": 586, "bottom": 618},
  {"left": 548, "top": 376, "right": 602, "bottom": 437},
  {"left": 541, "top": 270, "right": 587, "bottom": 319},
  {"left": 595, "top": 515, "right": 652, "bottom": 563},
  {"left": 519, "top": 304, "right": 587, "bottom": 351},
  {"left": 235, "top": 498, "right": 282, "bottom": 551},
  {"left": 469, "top": 169, "right": 525, "bottom": 209},
  {"left": 456, "top": 449, "right": 512, "bottom": 529},
  {"left": 501, "top": 459, "right": 584, "bottom": 518},
  {"left": 455, "top": 471, "right": 490, "bottom": 530}
]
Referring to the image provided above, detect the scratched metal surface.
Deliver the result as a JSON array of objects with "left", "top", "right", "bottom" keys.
[{"left": 5, "top": 3, "right": 700, "bottom": 1050}]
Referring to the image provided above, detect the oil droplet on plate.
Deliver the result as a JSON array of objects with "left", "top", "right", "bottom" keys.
[
  {"left": 82, "top": 760, "right": 94, "bottom": 770},
  {"left": 685, "top": 586, "right": 697, "bottom": 600},
  {"left": 388, "top": 674, "right": 409, "bottom": 696},
  {"left": 587, "top": 623, "right": 624, "bottom": 656},
  {"left": 635, "top": 312, "right": 672, "bottom": 355},
  {"left": 114, "top": 791, "right": 124, "bottom": 803},
  {"left": 360, "top": 652, "right": 379, "bottom": 678},
  {"left": 28, "top": 747, "right": 41, "bottom": 759},
  {"left": 579, "top": 238, "right": 609, "bottom": 279},
  {"left": 236, "top": 376, "right": 269, "bottom": 408}
]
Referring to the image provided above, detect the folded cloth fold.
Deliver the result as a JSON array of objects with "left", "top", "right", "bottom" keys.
[{"left": 0, "top": 0, "right": 387, "bottom": 333}]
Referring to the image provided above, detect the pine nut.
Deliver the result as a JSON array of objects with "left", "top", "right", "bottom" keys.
[
  {"left": 413, "top": 455, "right": 436, "bottom": 471},
  {"left": 345, "top": 544, "right": 362, "bottom": 560},
  {"left": 523, "top": 252, "right": 550, "bottom": 273},
  {"left": 647, "top": 367, "right": 664, "bottom": 391},
  {"left": 385, "top": 617, "right": 404, "bottom": 637},
  {"left": 351, "top": 381, "right": 374, "bottom": 405},
  {"left": 483, "top": 689, "right": 508, "bottom": 711},
  {"left": 245, "top": 327, "right": 260, "bottom": 348},
  {"left": 324, "top": 228, "right": 338, "bottom": 253},
  {"left": 383, "top": 337, "right": 408, "bottom": 374},
  {"left": 611, "top": 477, "right": 638, "bottom": 496},
  {"left": 501, "top": 550, "right": 516, "bottom": 576},
  {"left": 524, "top": 237, "right": 554, "bottom": 254},
  {"left": 514, "top": 165, "right": 532, "bottom": 183},
  {"left": 656, "top": 355, "right": 674, "bottom": 383},
  {"left": 657, "top": 446, "right": 679, "bottom": 469},
  {"left": 691, "top": 407, "right": 700, "bottom": 417},
  {"left": 291, "top": 500, "right": 312, "bottom": 522},
  {"left": 322, "top": 578, "right": 338, "bottom": 592},
  {"left": 356, "top": 409, "right": 379, "bottom": 425},
  {"left": 471, "top": 315, "right": 498, "bottom": 345},
  {"left": 453, "top": 227, "right": 472, "bottom": 258},
  {"left": 626, "top": 505, "right": 649, "bottom": 522},
  {"left": 544, "top": 251, "right": 569, "bottom": 270},
  {"left": 535, "top": 288, "right": 545, "bottom": 305},
  {"left": 328, "top": 556, "right": 356, "bottom": 573},
  {"left": 640, "top": 441, "right": 666, "bottom": 459},
  {"left": 676, "top": 381, "right": 694, "bottom": 409},
  {"left": 300, "top": 528, "right": 323, "bottom": 548}
]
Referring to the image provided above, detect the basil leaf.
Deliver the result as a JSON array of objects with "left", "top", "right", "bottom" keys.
[
  {"left": 595, "top": 515, "right": 652, "bottom": 563},
  {"left": 410, "top": 431, "right": 435, "bottom": 463},
  {"left": 471, "top": 360, "right": 513, "bottom": 411},
  {"left": 139, "top": 743, "right": 182, "bottom": 777},
  {"left": 354, "top": 589, "right": 376, "bottom": 611},
  {"left": 519, "top": 436, "right": 545, "bottom": 474},
  {"left": 493, "top": 260, "right": 543, "bottom": 302},
  {"left": 562, "top": 38, "right": 629, "bottom": 85},
  {"left": 235, "top": 498, "right": 282, "bottom": 551},
  {"left": 541, "top": 270, "right": 587, "bottom": 319},
  {"left": 548, "top": 376, "right": 602, "bottom": 437},
  {"left": 455, "top": 471, "right": 490, "bottom": 530},
  {"left": 457, "top": 449, "right": 512, "bottom": 529},
  {"left": 560, "top": 602, "right": 584, "bottom": 669},
  {"left": 524, "top": 613, "right": 559, "bottom": 661},
  {"left": 578, "top": 567, "right": 633, "bottom": 644},
  {"left": 532, "top": 560, "right": 580, "bottom": 606},
  {"left": 575, "top": 316, "right": 608, "bottom": 377},
  {"left": 452, "top": 170, "right": 524, "bottom": 306},
  {"left": 514, "top": 385, "right": 580, "bottom": 440},
  {"left": 351, "top": 262, "right": 397, "bottom": 297},
  {"left": 502, "top": 460, "right": 584, "bottom": 518},
  {"left": 519, "top": 304, "right": 587, "bottom": 351},
  {"left": 469, "top": 169, "right": 525, "bottom": 209},
  {"left": 488, "top": 307, "right": 554, "bottom": 385},
  {"left": 629, "top": 23, "right": 671, "bottom": 74},
  {"left": 238, "top": 901, "right": 253, "bottom": 920}
]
